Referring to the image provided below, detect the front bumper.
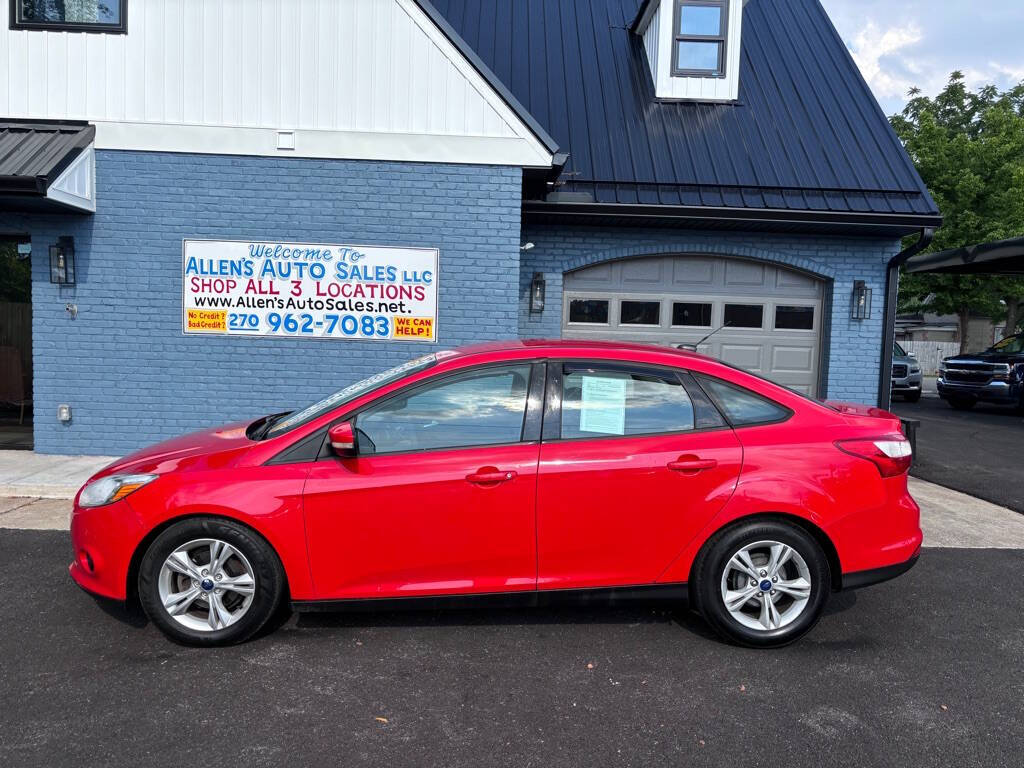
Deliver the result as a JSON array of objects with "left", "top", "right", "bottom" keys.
[
  {"left": 69, "top": 498, "right": 147, "bottom": 601},
  {"left": 936, "top": 378, "right": 1021, "bottom": 404}
]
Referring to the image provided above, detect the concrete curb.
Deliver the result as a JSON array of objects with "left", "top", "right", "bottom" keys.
[{"left": 0, "top": 484, "right": 80, "bottom": 500}]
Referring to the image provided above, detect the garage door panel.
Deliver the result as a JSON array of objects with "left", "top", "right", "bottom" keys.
[
  {"left": 724, "top": 260, "right": 766, "bottom": 287},
  {"left": 771, "top": 345, "right": 815, "bottom": 373},
  {"left": 719, "top": 344, "right": 763, "bottom": 371},
  {"left": 620, "top": 259, "right": 665, "bottom": 285},
  {"left": 562, "top": 255, "right": 824, "bottom": 397},
  {"left": 671, "top": 258, "right": 715, "bottom": 286},
  {"left": 774, "top": 269, "right": 820, "bottom": 294},
  {"left": 565, "top": 262, "right": 613, "bottom": 288}
]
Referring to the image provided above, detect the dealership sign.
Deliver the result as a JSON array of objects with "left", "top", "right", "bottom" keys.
[{"left": 182, "top": 239, "right": 438, "bottom": 342}]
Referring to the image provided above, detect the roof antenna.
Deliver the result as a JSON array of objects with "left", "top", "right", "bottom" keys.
[{"left": 677, "top": 322, "right": 732, "bottom": 352}]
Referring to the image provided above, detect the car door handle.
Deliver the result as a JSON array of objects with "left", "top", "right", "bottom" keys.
[
  {"left": 667, "top": 457, "right": 718, "bottom": 473},
  {"left": 465, "top": 468, "right": 518, "bottom": 485}
]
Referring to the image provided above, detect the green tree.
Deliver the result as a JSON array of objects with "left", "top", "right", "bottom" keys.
[
  {"left": 0, "top": 241, "right": 31, "bottom": 303},
  {"left": 891, "top": 72, "right": 1024, "bottom": 349}
]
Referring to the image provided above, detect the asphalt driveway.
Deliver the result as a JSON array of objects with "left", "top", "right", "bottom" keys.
[
  {"left": 1, "top": 529, "right": 1021, "bottom": 768},
  {"left": 893, "top": 395, "right": 1024, "bottom": 513}
]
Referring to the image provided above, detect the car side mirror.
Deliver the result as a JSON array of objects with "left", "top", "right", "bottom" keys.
[{"left": 328, "top": 422, "right": 357, "bottom": 457}]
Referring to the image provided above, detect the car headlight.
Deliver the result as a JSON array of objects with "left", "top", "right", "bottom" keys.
[
  {"left": 78, "top": 473, "right": 158, "bottom": 508},
  {"left": 910, "top": 366, "right": 920, "bottom": 374}
]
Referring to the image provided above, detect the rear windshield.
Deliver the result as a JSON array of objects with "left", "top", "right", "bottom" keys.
[{"left": 263, "top": 353, "right": 438, "bottom": 438}]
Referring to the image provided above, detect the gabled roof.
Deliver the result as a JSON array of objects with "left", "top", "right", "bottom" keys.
[{"left": 431, "top": 0, "right": 940, "bottom": 231}]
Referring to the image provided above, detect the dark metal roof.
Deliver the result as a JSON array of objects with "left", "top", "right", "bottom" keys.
[
  {"left": 431, "top": 0, "right": 940, "bottom": 227},
  {"left": 905, "top": 237, "right": 1024, "bottom": 275},
  {"left": 0, "top": 120, "right": 94, "bottom": 197}
]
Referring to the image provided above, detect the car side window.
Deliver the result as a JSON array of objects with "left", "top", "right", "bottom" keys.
[
  {"left": 696, "top": 375, "right": 790, "bottom": 426},
  {"left": 355, "top": 365, "right": 532, "bottom": 454},
  {"left": 560, "top": 366, "right": 696, "bottom": 439}
]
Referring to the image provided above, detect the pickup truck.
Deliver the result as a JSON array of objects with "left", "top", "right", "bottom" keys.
[
  {"left": 891, "top": 342, "right": 922, "bottom": 402},
  {"left": 937, "top": 333, "right": 1024, "bottom": 411}
]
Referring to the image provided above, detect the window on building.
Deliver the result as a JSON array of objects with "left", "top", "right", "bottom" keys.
[
  {"left": 10, "top": 0, "right": 127, "bottom": 33},
  {"left": 568, "top": 299, "right": 610, "bottom": 324},
  {"left": 620, "top": 300, "right": 661, "bottom": 326},
  {"left": 673, "top": 0, "right": 728, "bottom": 77},
  {"left": 774, "top": 305, "right": 815, "bottom": 331},
  {"left": 672, "top": 302, "right": 713, "bottom": 327},
  {"left": 723, "top": 303, "right": 763, "bottom": 329}
]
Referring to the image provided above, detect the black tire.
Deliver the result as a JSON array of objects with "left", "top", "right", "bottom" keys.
[
  {"left": 138, "top": 517, "right": 286, "bottom": 647},
  {"left": 904, "top": 391, "right": 921, "bottom": 403},
  {"left": 691, "top": 519, "right": 831, "bottom": 648},
  {"left": 949, "top": 397, "right": 975, "bottom": 411}
]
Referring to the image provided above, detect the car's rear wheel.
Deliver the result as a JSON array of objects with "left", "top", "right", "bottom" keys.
[
  {"left": 949, "top": 397, "right": 975, "bottom": 410},
  {"left": 138, "top": 518, "right": 285, "bottom": 646},
  {"left": 692, "top": 519, "right": 830, "bottom": 648}
]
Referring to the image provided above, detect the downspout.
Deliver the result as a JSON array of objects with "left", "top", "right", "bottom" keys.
[{"left": 877, "top": 227, "right": 935, "bottom": 409}]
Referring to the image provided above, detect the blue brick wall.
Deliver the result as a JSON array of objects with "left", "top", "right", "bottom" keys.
[
  {"left": 517, "top": 224, "right": 901, "bottom": 404},
  {"left": 0, "top": 151, "right": 522, "bottom": 456}
]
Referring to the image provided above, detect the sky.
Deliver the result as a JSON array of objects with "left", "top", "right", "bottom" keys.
[{"left": 820, "top": 0, "right": 1024, "bottom": 115}]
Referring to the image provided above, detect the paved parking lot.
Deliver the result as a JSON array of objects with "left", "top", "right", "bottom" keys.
[
  {"left": 1, "top": 485, "right": 1022, "bottom": 768},
  {"left": 894, "top": 395, "right": 1024, "bottom": 513}
]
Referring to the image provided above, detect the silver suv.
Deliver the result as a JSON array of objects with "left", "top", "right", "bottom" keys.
[{"left": 892, "top": 342, "right": 923, "bottom": 402}]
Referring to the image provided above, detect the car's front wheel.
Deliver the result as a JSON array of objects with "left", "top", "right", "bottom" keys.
[
  {"left": 691, "top": 519, "right": 831, "bottom": 648},
  {"left": 138, "top": 517, "right": 286, "bottom": 646}
]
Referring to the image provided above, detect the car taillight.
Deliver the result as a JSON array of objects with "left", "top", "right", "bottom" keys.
[{"left": 835, "top": 435, "right": 912, "bottom": 477}]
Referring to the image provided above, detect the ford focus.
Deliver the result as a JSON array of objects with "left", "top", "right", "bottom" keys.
[{"left": 70, "top": 340, "right": 920, "bottom": 648}]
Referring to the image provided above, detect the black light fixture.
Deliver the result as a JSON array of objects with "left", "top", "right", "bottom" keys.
[
  {"left": 530, "top": 272, "right": 546, "bottom": 313},
  {"left": 49, "top": 237, "right": 76, "bottom": 285},
  {"left": 851, "top": 280, "right": 871, "bottom": 320}
]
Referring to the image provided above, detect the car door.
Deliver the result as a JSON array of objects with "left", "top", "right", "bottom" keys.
[
  {"left": 303, "top": 362, "right": 543, "bottom": 599},
  {"left": 536, "top": 362, "right": 743, "bottom": 590}
]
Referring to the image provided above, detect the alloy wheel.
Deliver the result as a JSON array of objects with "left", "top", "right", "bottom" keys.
[
  {"left": 157, "top": 538, "right": 257, "bottom": 632},
  {"left": 719, "top": 540, "right": 812, "bottom": 631}
]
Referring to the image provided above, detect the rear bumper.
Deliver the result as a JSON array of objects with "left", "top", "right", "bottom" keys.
[{"left": 841, "top": 552, "right": 919, "bottom": 590}]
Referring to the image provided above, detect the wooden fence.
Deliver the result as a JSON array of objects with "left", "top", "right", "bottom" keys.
[{"left": 900, "top": 340, "right": 960, "bottom": 375}]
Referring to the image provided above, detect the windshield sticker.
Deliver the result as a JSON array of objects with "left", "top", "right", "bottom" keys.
[
  {"left": 579, "top": 375, "right": 627, "bottom": 435},
  {"left": 267, "top": 353, "right": 436, "bottom": 436}
]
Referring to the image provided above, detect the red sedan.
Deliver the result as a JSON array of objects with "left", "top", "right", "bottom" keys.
[{"left": 70, "top": 340, "right": 920, "bottom": 647}]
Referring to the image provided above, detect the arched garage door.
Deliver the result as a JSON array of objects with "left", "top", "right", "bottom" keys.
[{"left": 562, "top": 255, "right": 825, "bottom": 396}]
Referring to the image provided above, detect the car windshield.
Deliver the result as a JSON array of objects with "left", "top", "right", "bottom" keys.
[
  {"left": 263, "top": 353, "right": 439, "bottom": 438},
  {"left": 894, "top": 342, "right": 907, "bottom": 357},
  {"left": 990, "top": 334, "right": 1023, "bottom": 354}
]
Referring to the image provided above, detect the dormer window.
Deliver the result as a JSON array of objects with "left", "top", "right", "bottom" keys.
[
  {"left": 673, "top": 1, "right": 728, "bottom": 77},
  {"left": 636, "top": 0, "right": 742, "bottom": 101}
]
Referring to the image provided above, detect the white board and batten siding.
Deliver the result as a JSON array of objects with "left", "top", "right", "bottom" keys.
[
  {"left": 638, "top": 0, "right": 743, "bottom": 101},
  {"left": 0, "top": 0, "right": 553, "bottom": 167}
]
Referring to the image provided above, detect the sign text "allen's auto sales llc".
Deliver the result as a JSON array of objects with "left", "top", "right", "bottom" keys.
[{"left": 182, "top": 239, "right": 438, "bottom": 342}]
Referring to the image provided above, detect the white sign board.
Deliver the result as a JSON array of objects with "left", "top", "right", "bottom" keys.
[
  {"left": 579, "top": 375, "right": 627, "bottom": 435},
  {"left": 182, "top": 239, "right": 438, "bottom": 342}
]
